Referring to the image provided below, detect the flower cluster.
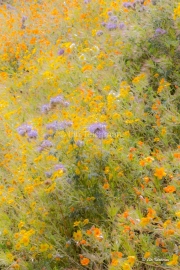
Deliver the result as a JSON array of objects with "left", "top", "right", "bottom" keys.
[
  {"left": 0, "top": 0, "right": 179, "bottom": 269},
  {"left": 17, "top": 124, "right": 38, "bottom": 138}
]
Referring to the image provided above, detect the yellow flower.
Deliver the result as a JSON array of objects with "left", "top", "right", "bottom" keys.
[
  {"left": 144, "top": 252, "right": 151, "bottom": 259},
  {"left": 154, "top": 167, "right": 166, "bottom": 180},
  {"left": 161, "top": 127, "right": 166, "bottom": 135},
  {"left": 144, "top": 156, "right": 154, "bottom": 163},
  {"left": 3, "top": 229, "right": 8, "bottom": 235},
  {"left": 40, "top": 243, "right": 49, "bottom": 252},
  {"left": 30, "top": 246, "right": 37, "bottom": 252},
  {"left": 176, "top": 221, "right": 180, "bottom": 229},
  {"left": 140, "top": 217, "right": 151, "bottom": 227},
  {"left": 167, "top": 254, "right": 179, "bottom": 265},
  {"left": 18, "top": 221, "right": 25, "bottom": 229},
  {"left": 20, "top": 235, "right": 30, "bottom": 246},
  {"left": 122, "top": 262, "right": 131, "bottom": 270},
  {"left": 163, "top": 220, "right": 171, "bottom": 228},
  {"left": 83, "top": 219, "right": 89, "bottom": 225},
  {"left": 15, "top": 243, "right": 21, "bottom": 250},
  {"left": 111, "top": 258, "right": 119, "bottom": 266},
  {"left": 128, "top": 256, "right": 136, "bottom": 266},
  {"left": 175, "top": 211, "right": 180, "bottom": 217},
  {"left": 174, "top": 4, "right": 180, "bottom": 19},
  {"left": 73, "top": 221, "right": 81, "bottom": 227},
  {"left": 132, "top": 73, "right": 145, "bottom": 84},
  {"left": 73, "top": 230, "right": 82, "bottom": 241},
  {"left": 119, "top": 88, "right": 130, "bottom": 98},
  {"left": 6, "top": 252, "right": 14, "bottom": 262}
]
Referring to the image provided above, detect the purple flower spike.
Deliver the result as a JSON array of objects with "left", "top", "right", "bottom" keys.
[
  {"left": 155, "top": 28, "right": 166, "bottom": 35},
  {"left": 46, "top": 121, "right": 59, "bottom": 131},
  {"left": 84, "top": 0, "right": 91, "bottom": 3},
  {"left": 17, "top": 124, "right": 32, "bottom": 136},
  {"left": 110, "top": 16, "right": 118, "bottom": 22},
  {"left": 97, "top": 30, "right": 103, "bottom": 36},
  {"left": 27, "top": 130, "right": 38, "bottom": 139},
  {"left": 107, "top": 11, "right": 113, "bottom": 16},
  {"left": 37, "top": 140, "right": 53, "bottom": 152},
  {"left": 123, "top": 2, "right": 134, "bottom": 8},
  {"left": 7, "top": 4, "right": 16, "bottom": 10},
  {"left": 88, "top": 123, "right": 106, "bottom": 133},
  {"left": 58, "top": 49, "right": 65, "bottom": 56},
  {"left": 106, "top": 22, "right": 117, "bottom": 31},
  {"left": 63, "top": 101, "right": 70, "bottom": 107},
  {"left": 46, "top": 120, "right": 72, "bottom": 131},
  {"left": 50, "top": 95, "right": 64, "bottom": 106},
  {"left": 41, "top": 104, "right": 51, "bottom": 114},
  {"left": 37, "top": 146, "right": 43, "bottom": 153},
  {"left": 17, "top": 129, "right": 26, "bottom": 136},
  {"left": 41, "top": 140, "right": 53, "bottom": 148},
  {"left": 22, "top": 16, "right": 28, "bottom": 23},
  {"left": 45, "top": 171, "right": 52, "bottom": 178},
  {"left": 101, "top": 22, "right": 106, "bottom": 27},
  {"left": 96, "top": 130, "right": 108, "bottom": 139},
  {"left": 54, "top": 164, "right": 66, "bottom": 172},
  {"left": 88, "top": 123, "right": 107, "bottom": 139},
  {"left": 58, "top": 121, "right": 73, "bottom": 130},
  {"left": 119, "top": 22, "right": 125, "bottom": 29}
]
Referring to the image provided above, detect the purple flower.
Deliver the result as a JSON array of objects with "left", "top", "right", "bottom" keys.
[
  {"left": 46, "top": 121, "right": 59, "bottom": 131},
  {"left": 119, "top": 22, "right": 125, "bottom": 30},
  {"left": 106, "top": 22, "right": 117, "bottom": 31},
  {"left": 54, "top": 164, "right": 65, "bottom": 172},
  {"left": 155, "top": 28, "right": 166, "bottom": 36},
  {"left": 7, "top": 4, "right": 16, "bottom": 10},
  {"left": 27, "top": 129, "right": 38, "bottom": 139},
  {"left": 22, "top": 16, "right": 28, "bottom": 23},
  {"left": 45, "top": 171, "right": 52, "bottom": 178},
  {"left": 37, "top": 140, "right": 53, "bottom": 152},
  {"left": 17, "top": 129, "right": 26, "bottom": 136},
  {"left": 46, "top": 121, "right": 72, "bottom": 131},
  {"left": 17, "top": 124, "right": 32, "bottom": 136},
  {"left": 41, "top": 104, "right": 51, "bottom": 114},
  {"left": 63, "top": 101, "right": 70, "bottom": 107},
  {"left": 110, "top": 16, "right": 118, "bottom": 22},
  {"left": 58, "top": 49, "right": 65, "bottom": 56},
  {"left": 89, "top": 123, "right": 106, "bottom": 133},
  {"left": 21, "top": 16, "right": 27, "bottom": 29},
  {"left": 95, "top": 129, "right": 108, "bottom": 139},
  {"left": 41, "top": 96, "right": 69, "bottom": 112},
  {"left": 41, "top": 140, "right": 53, "bottom": 149},
  {"left": 84, "top": 0, "right": 91, "bottom": 3},
  {"left": 123, "top": 2, "right": 134, "bottom": 8},
  {"left": 50, "top": 95, "right": 64, "bottom": 106},
  {"left": 88, "top": 123, "right": 107, "bottom": 139},
  {"left": 58, "top": 121, "right": 73, "bottom": 130},
  {"left": 107, "top": 11, "right": 113, "bottom": 16},
  {"left": 97, "top": 30, "right": 103, "bottom": 36},
  {"left": 37, "top": 146, "right": 43, "bottom": 152},
  {"left": 101, "top": 22, "right": 106, "bottom": 27}
]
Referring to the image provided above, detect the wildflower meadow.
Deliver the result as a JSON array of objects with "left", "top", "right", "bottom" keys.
[{"left": 0, "top": 0, "right": 180, "bottom": 269}]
